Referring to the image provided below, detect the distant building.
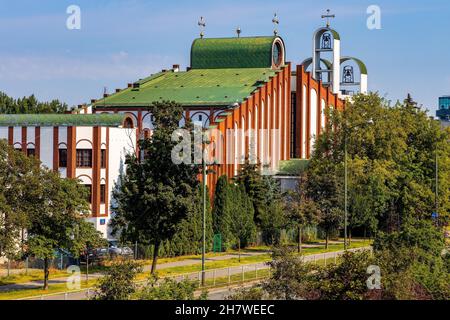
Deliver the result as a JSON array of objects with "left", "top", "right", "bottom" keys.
[{"left": 436, "top": 96, "right": 450, "bottom": 122}]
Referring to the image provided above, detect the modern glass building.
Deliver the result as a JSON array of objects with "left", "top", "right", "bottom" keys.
[{"left": 436, "top": 96, "right": 450, "bottom": 121}]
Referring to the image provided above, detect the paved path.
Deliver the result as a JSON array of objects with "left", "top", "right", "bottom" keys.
[{"left": 17, "top": 247, "right": 370, "bottom": 300}]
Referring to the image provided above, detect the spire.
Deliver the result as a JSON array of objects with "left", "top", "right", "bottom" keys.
[
  {"left": 198, "top": 16, "right": 206, "bottom": 39},
  {"left": 272, "top": 13, "right": 279, "bottom": 36},
  {"left": 321, "top": 9, "right": 335, "bottom": 28}
]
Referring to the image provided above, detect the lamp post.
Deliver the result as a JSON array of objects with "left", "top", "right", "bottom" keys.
[
  {"left": 201, "top": 131, "right": 217, "bottom": 286},
  {"left": 343, "top": 119, "right": 373, "bottom": 250},
  {"left": 201, "top": 151, "right": 207, "bottom": 286}
]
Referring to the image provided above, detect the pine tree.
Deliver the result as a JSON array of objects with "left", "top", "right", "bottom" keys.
[{"left": 111, "top": 101, "right": 200, "bottom": 273}]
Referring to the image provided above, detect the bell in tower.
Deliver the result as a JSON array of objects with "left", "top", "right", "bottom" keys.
[
  {"left": 342, "top": 66, "right": 354, "bottom": 83},
  {"left": 321, "top": 33, "right": 332, "bottom": 49}
]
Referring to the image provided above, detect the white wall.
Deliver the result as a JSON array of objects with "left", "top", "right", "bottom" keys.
[{"left": 310, "top": 89, "right": 318, "bottom": 153}]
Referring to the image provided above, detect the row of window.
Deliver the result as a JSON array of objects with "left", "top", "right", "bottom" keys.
[
  {"left": 84, "top": 184, "right": 106, "bottom": 204},
  {"left": 59, "top": 149, "right": 106, "bottom": 168},
  {"left": 16, "top": 147, "right": 107, "bottom": 169}
]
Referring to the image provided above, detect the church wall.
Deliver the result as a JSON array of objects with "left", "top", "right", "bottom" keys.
[{"left": 294, "top": 65, "right": 345, "bottom": 159}]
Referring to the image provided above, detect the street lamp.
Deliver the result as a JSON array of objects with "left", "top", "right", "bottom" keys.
[
  {"left": 343, "top": 118, "right": 373, "bottom": 250},
  {"left": 200, "top": 131, "right": 217, "bottom": 286}
]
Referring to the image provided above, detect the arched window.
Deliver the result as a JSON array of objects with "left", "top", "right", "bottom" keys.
[
  {"left": 123, "top": 117, "right": 134, "bottom": 129},
  {"left": 143, "top": 128, "right": 151, "bottom": 139},
  {"left": 302, "top": 85, "right": 307, "bottom": 159}
]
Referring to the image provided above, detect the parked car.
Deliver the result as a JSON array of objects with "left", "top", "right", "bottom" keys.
[
  {"left": 108, "top": 246, "right": 134, "bottom": 259},
  {"left": 80, "top": 247, "right": 110, "bottom": 264}
]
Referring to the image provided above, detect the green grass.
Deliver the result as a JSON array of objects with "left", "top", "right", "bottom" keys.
[{"left": 0, "top": 279, "right": 98, "bottom": 300}]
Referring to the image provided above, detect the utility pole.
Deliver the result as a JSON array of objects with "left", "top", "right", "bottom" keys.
[{"left": 344, "top": 135, "right": 348, "bottom": 251}]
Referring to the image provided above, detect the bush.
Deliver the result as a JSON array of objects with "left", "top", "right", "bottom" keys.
[
  {"left": 92, "top": 260, "right": 142, "bottom": 300},
  {"left": 137, "top": 275, "right": 206, "bottom": 300}
]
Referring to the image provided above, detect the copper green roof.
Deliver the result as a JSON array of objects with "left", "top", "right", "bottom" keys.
[
  {"left": 93, "top": 68, "right": 279, "bottom": 108},
  {"left": 0, "top": 114, "right": 126, "bottom": 127},
  {"left": 191, "top": 36, "right": 281, "bottom": 69}
]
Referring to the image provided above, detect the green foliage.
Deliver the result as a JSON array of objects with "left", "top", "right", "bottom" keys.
[
  {"left": 0, "top": 140, "right": 40, "bottom": 257},
  {"left": 304, "top": 92, "right": 450, "bottom": 238},
  {"left": 373, "top": 220, "right": 449, "bottom": 300},
  {"left": 0, "top": 91, "right": 68, "bottom": 113},
  {"left": 111, "top": 101, "right": 200, "bottom": 272},
  {"left": 70, "top": 219, "right": 108, "bottom": 258},
  {"left": 262, "top": 246, "right": 317, "bottom": 300},
  {"left": 227, "top": 184, "right": 257, "bottom": 250},
  {"left": 313, "top": 251, "right": 373, "bottom": 300},
  {"left": 161, "top": 185, "right": 213, "bottom": 256},
  {"left": 0, "top": 141, "right": 91, "bottom": 288},
  {"left": 137, "top": 275, "right": 204, "bottom": 300},
  {"left": 93, "top": 260, "right": 142, "bottom": 300}
]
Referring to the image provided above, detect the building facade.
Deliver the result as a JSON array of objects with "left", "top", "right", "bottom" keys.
[{"left": 0, "top": 114, "right": 135, "bottom": 238}]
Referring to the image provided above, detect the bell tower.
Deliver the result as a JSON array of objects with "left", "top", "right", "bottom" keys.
[{"left": 312, "top": 9, "right": 341, "bottom": 95}]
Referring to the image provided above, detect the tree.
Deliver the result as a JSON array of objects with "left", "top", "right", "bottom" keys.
[
  {"left": 138, "top": 275, "right": 206, "bottom": 300},
  {"left": 26, "top": 170, "right": 90, "bottom": 289},
  {"left": 0, "top": 91, "right": 68, "bottom": 113},
  {"left": 234, "top": 160, "right": 266, "bottom": 225},
  {"left": 111, "top": 101, "right": 200, "bottom": 274},
  {"left": 228, "top": 184, "right": 256, "bottom": 260},
  {"left": 285, "top": 176, "right": 321, "bottom": 253},
  {"left": 304, "top": 92, "right": 450, "bottom": 243},
  {"left": 163, "top": 185, "right": 213, "bottom": 256},
  {"left": 92, "top": 260, "right": 142, "bottom": 300},
  {"left": 0, "top": 140, "right": 40, "bottom": 258},
  {"left": 212, "top": 175, "right": 231, "bottom": 239}
]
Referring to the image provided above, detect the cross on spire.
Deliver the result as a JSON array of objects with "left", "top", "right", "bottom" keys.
[
  {"left": 198, "top": 16, "right": 206, "bottom": 38},
  {"left": 272, "top": 13, "right": 279, "bottom": 36},
  {"left": 321, "top": 9, "right": 335, "bottom": 28}
]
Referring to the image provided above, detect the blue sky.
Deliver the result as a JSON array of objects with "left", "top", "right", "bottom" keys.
[{"left": 0, "top": 0, "right": 449, "bottom": 116}]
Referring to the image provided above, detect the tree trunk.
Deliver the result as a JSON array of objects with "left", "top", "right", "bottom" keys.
[
  {"left": 325, "top": 231, "right": 329, "bottom": 249},
  {"left": 43, "top": 258, "right": 49, "bottom": 290},
  {"left": 238, "top": 238, "right": 241, "bottom": 262},
  {"left": 151, "top": 241, "right": 160, "bottom": 274},
  {"left": 348, "top": 229, "right": 352, "bottom": 245},
  {"left": 298, "top": 225, "right": 302, "bottom": 254}
]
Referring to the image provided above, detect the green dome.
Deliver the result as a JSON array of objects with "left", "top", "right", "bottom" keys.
[{"left": 190, "top": 36, "right": 282, "bottom": 69}]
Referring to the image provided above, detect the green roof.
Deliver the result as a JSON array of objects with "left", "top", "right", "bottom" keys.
[
  {"left": 191, "top": 36, "right": 279, "bottom": 69},
  {"left": 93, "top": 68, "right": 278, "bottom": 108},
  {"left": 0, "top": 114, "right": 126, "bottom": 127}
]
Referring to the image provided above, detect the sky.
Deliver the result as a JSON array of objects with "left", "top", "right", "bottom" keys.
[{"left": 0, "top": 0, "right": 449, "bottom": 116}]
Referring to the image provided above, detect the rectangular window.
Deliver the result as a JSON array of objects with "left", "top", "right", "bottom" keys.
[
  {"left": 59, "top": 149, "right": 67, "bottom": 168},
  {"left": 101, "top": 149, "right": 107, "bottom": 168},
  {"left": 100, "top": 185, "right": 106, "bottom": 204},
  {"left": 84, "top": 184, "right": 92, "bottom": 203},
  {"left": 76, "top": 149, "right": 92, "bottom": 168},
  {"left": 27, "top": 148, "right": 35, "bottom": 157}
]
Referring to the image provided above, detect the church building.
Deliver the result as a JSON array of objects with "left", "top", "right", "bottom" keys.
[{"left": 0, "top": 15, "right": 368, "bottom": 238}]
